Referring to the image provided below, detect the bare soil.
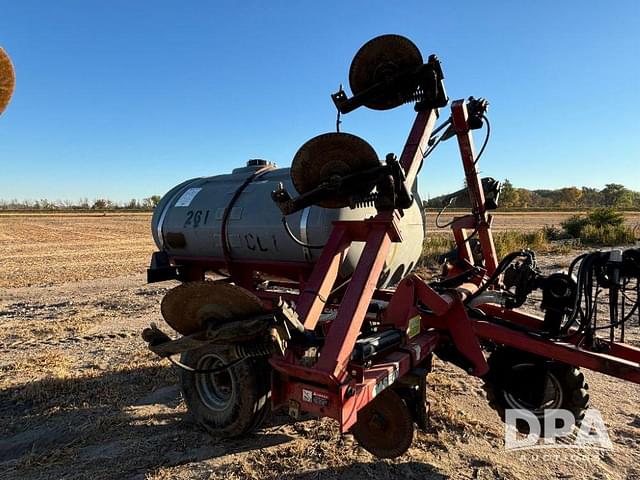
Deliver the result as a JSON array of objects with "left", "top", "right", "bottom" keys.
[
  {"left": 1, "top": 213, "right": 639, "bottom": 480},
  {"left": 0, "top": 213, "right": 154, "bottom": 288}
]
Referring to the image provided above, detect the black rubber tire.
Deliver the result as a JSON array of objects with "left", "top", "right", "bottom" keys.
[
  {"left": 246, "top": 356, "right": 272, "bottom": 431},
  {"left": 482, "top": 347, "right": 589, "bottom": 436},
  {"left": 179, "top": 345, "right": 271, "bottom": 437}
]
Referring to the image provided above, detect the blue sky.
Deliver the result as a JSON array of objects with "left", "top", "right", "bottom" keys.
[{"left": 1, "top": 1, "right": 638, "bottom": 202}]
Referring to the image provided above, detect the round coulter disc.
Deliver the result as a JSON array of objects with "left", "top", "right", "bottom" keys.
[
  {"left": 0, "top": 47, "right": 16, "bottom": 116},
  {"left": 352, "top": 388, "right": 414, "bottom": 458},
  {"left": 161, "top": 281, "right": 265, "bottom": 336},
  {"left": 290, "top": 132, "right": 379, "bottom": 209},
  {"left": 349, "top": 34, "right": 423, "bottom": 110}
]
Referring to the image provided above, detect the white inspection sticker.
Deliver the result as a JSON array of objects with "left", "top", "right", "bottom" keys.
[{"left": 174, "top": 188, "right": 202, "bottom": 207}]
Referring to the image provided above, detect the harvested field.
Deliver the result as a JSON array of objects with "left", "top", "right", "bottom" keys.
[
  {"left": 0, "top": 213, "right": 154, "bottom": 288},
  {"left": 1, "top": 212, "right": 640, "bottom": 479},
  {"left": 2, "top": 211, "right": 639, "bottom": 288},
  {"left": 425, "top": 210, "right": 640, "bottom": 234}
]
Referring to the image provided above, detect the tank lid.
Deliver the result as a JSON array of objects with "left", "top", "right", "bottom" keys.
[
  {"left": 232, "top": 159, "right": 276, "bottom": 174},
  {"left": 246, "top": 159, "right": 271, "bottom": 167}
]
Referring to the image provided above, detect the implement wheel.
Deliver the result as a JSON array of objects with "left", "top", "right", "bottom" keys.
[
  {"left": 179, "top": 345, "right": 271, "bottom": 437},
  {"left": 482, "top": 347, "right": 589, "bottom": 435}
]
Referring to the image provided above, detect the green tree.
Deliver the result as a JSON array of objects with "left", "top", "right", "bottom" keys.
[
  {"left": 515, "top": 188, "right": 532, "bottom": 207},
  {"left": 92, "top": 198, "right": 112, "bottom": 209},
  {"left": 601, "top": 184, "right": 631, "bottom": 207},
  {"left": 581, "top": 187, "right": 601, "bottom": 208},
  {"left": 500, "top": 179, "right": 519, "bottom": 207},
  {"left": 559, "top": 187, "right": 582, "bottom": 208},
  {"left": 142, "top": 195, "right": 162, "bottom": 209}
]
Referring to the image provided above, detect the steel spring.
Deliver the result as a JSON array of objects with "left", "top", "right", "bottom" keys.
[
  {"left": 352, "top": 192, "right": 379, "bottom": 208},
  {"left": 401, "top": 87, "right": 426, "bottom": 105},
  {"left": 233, "top": 342, "right": 274, "bottom": 359}
]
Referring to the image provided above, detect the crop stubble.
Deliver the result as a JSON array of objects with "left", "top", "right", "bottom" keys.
[
  {"left": 2, "top": 211, "right": 639, "bottom": 288},
  {"left": 1, "top": 212, "right": 639, "bottom": 479},
  {"left": 0, "top": 213, "right": 155, "bottom": 288}
]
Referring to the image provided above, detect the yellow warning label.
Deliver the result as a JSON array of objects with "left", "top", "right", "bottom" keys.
[{"left": 407, "top": 315, "right": 421, "bottom": 338}]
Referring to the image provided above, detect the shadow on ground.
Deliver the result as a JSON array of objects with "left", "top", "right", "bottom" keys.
[
  {"left": 280, "top": 461, "right": 446, "bottom": 480},
  {"left": 0, "top": 365, "right": 292, "bottom": 480}
]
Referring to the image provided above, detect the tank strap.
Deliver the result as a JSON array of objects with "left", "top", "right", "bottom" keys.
[{"left": 221, "top": 166, "right": 276, "bottom": 275}]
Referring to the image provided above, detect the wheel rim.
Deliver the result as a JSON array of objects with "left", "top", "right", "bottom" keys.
[
  {"left": 194, "top": 353, "right": 234, "bottom": 411},
  {"left": 502, "top": 363, "right": 563, "bottom": 416}
]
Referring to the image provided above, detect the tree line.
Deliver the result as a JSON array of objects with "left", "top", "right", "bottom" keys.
[
  {"left": 0, "top": 195, "right": 162, "bottom": 211},
  {"left": 4, "top": 182, "right": 640, "bottom": 211},
  {"left": 425, "top": 181, "right": 640, "bottom": 209}
]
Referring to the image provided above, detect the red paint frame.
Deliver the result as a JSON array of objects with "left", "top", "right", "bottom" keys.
[{"left": 166, "top": 100, "right": 640, "bottom": 433}]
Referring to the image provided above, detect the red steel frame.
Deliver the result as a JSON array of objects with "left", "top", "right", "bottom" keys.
[
  {"left": 267, "top": 106, "right": 441, "bottom": 431},
  {"left": 177, "top": 99, "right": 640, "bottom": 432},
  {"left": 268, "top": 99, "right": 640, "bottom": 431},
  {"left": 267, "top": 101, "right": 493, "bottom": 430}
]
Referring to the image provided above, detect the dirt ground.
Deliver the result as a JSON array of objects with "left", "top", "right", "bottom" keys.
[
  {"left": 1, "top": 213, "right": 639, "bottom": 480},
  {"left": 0, "top": 213, "right": 154, "bottom": 288},
  {"left": 1, "top": 211, "right": 639, "bottom": 288}
]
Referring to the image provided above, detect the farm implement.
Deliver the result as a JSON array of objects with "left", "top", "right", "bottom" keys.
[{"left": 143, "top": 35, "right": 640, "bottom": 457}]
